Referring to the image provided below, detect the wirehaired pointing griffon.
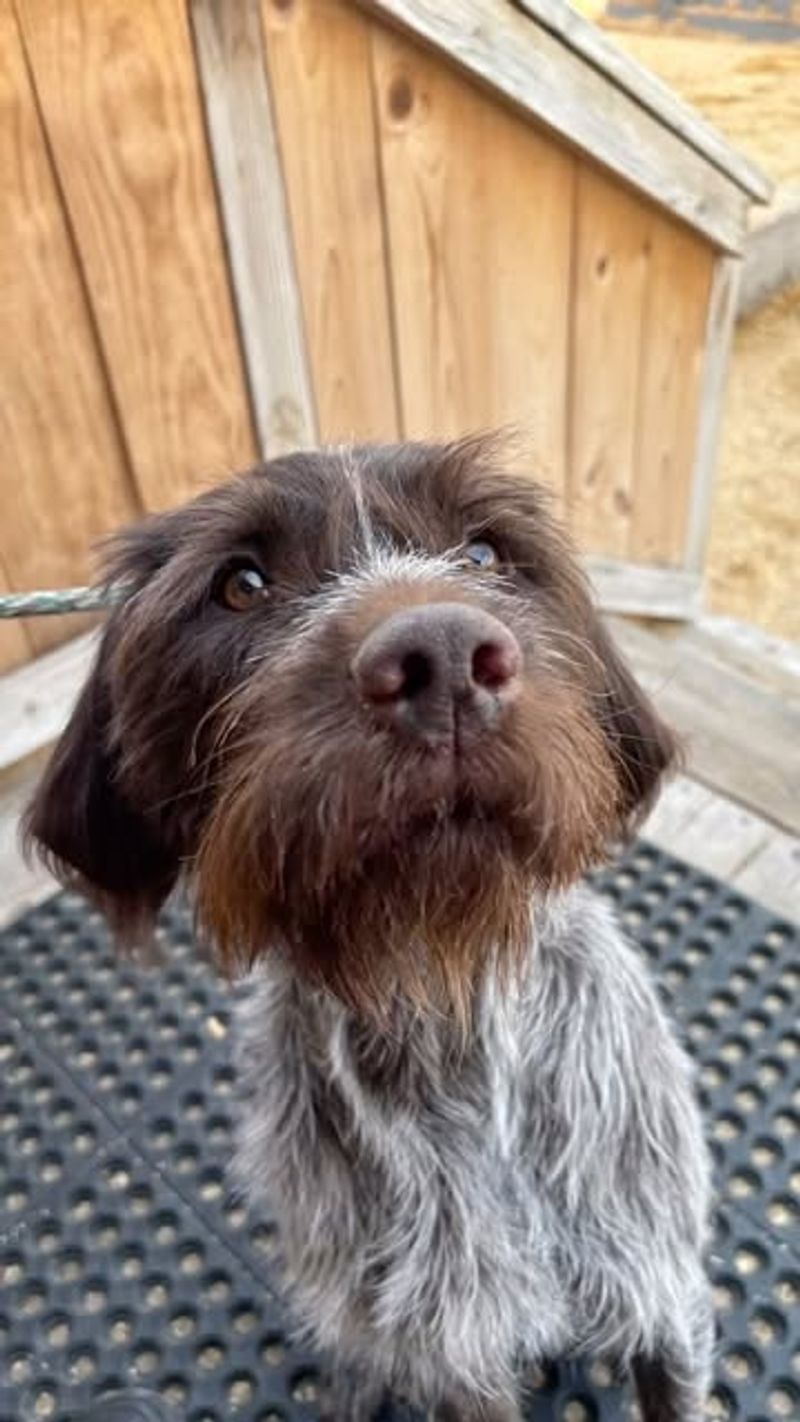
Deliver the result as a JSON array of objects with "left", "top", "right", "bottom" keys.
[{"left": 27, "top": 439, "right": 713, "bottom": 1422}]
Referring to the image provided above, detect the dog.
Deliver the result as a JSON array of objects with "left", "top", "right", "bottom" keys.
[{"left": 26, "top": 438, "right": 713, "bottom": 1422}]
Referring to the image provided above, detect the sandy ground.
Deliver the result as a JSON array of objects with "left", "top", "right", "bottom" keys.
[
  {"left": 613, "top": 33, "right": 800, "bottom": 191},
  {"left": 711, "top": 289, "right": 800, "bottom": 639},
  {"left": 611, "top": 32, "right": 800, "bottom": 640}
]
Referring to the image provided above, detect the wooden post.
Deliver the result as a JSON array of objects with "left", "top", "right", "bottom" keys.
[
  {"left": 191, "top": 0, "right": 318, "bottom": 456},
  {"left": 685, "top": 255, "right": 742, "bottom": 576}
]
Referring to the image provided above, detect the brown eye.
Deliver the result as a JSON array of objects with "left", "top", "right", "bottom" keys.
[
  {"left": 463, "top": 539, "right": 499, "bottom": 571},
  {"left": 217, "top": 563, "right": 269, "bottom": 611}
]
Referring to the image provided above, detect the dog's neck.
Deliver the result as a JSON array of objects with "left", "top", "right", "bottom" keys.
[{"left": 244, "top": 886, "right": 584, "bottom": 1057}]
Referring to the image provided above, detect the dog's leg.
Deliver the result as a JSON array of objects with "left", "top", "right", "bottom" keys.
[
  {"left": 632, "top": 1333, "right": 713, "bottom": 1422},
  {"left": 432, "top": 1393, "right": 523, "bottom": 1422},
  {"left": 632, "top": 1277, "right": 714, "bottom": 1422},
  {"left": 321, "top": 1369, "right": 386, "bottom": 1422},
  {"left": 632, "top": 1352, "right": 703, "bottom": 1422}
]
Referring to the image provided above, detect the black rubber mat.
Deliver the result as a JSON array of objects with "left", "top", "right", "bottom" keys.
[{"left": 1, "top": 842, "right": 798, "bottom": 1422}]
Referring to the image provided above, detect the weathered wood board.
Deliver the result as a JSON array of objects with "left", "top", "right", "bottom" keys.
[
  {"left": 261, "top": 0, "right": 399, "bottom": 442},
  {"left": 17, "top": 0, "right": 257, "bottom": 508},
  {"left": 0, "top": 0, "right": 137, "bottom": 665},
  {"left": 372, "top": 22, "right": 574, "bottom": 492}
]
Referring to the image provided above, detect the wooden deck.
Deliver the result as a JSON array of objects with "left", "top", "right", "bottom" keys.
[{"left": 0, "top": 611, "right": 797, "bottom": 932}]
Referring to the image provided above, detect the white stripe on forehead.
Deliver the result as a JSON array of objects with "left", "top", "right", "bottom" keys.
[
  {"left": 334, "top": 444, "right": 464, "bottom": 585},
  {"left": 337, "top": 445, "right": 377, "bottom": 557}
]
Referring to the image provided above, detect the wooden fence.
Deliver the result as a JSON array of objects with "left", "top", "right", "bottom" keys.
[{"left": 0, "top": 0, "right": 768, "bottom": 674}]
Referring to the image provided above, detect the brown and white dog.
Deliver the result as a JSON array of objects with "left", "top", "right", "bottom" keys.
[{"left": 27, "top": 440, "right": 713, "bottom": 1422}]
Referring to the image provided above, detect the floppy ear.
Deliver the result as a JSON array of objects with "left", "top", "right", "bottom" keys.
[
  {"left": 588, "top": 618, "right": 681, "bottom": 831},
  {"left": 24, "top": 647, "right": 178, "bottom": 945}
]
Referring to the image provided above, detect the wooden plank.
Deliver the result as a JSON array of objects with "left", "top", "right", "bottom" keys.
[
  {"left": 630, "top": 216, "right": 714, "bottom": 565},
  {"left": 685, "top": 255, "right": 741, "bottom": 574},
  {"left": 692, "top": 613, "right": 800, "bottom": 700},
  {"left": 644, "top": 774, "right": 772, "bottom": 881},
  {"left": 733, "top": 831, "right": 800, "bottom": 924},
  {"left": 0, "top": 565, "right": 32, "bottom": 676},
  {"left": 372, "top": 23, "right": 573, "bottom": 488},
  {"left": 260, "top": 0, "right": 398, "bottom": 443},
  {"left": 643, "top": 775, "right": 714, "bottom": 853},
  {"left": 0, "top": 759, "right": 56, "bottom": 932},
  {"left": 644, "top": 773, "right": 799, "bottom": 924},
  {"left": 568, "top": 166, "right": 651, "bottom": 554},
  {"left": 512, "top": 0, "right": 770, "bottom": 202},
  {"left": 738, "top": 199, "right": 800, "bottom": 321},
  {"left": 612, "top": 609, "right": 800, "bottom": 706},
  {"left": 586, "top": 559, "right": 701, "bottom": 619},
  {"left": 0, "top": 0, "right": 138, "bottom": 662},
  {"left": 0, "top": 631, "right": 98, "bottom": 775},
  {"left": 191, "top": 0, "right": 317, "bottom": 456},
  {"left": 609, "top": 616, "right": 800, "bottom": 834},
  {"left": 17, "top": 0, "right": 257, "bottom": 509},
  {"left": 355, "top": 0, "right": 753, "bottom": 253}
]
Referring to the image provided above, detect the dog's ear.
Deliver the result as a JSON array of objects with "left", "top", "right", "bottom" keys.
[
  {"left": 24, "top": 642, "right": 178, "bottom": 945},
  {"left": 587, "top": 618, "right": 680, "bottom": 831}
]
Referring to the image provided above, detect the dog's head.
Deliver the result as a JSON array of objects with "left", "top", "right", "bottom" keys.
[{"left": 26, "top": 439, "right": 677, "bottom": 1017}]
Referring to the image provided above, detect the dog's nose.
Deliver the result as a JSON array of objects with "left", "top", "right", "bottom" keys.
[{"left": 351, "top": 602, "right": 521, "bottom": 742}]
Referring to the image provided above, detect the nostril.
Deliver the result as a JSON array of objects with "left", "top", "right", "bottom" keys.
[
  {"left": 401, "top": 650, "right": 434, "bottom": 699},
  {"left": 472, "top": 640, "right": 520, "bottom": 692}
]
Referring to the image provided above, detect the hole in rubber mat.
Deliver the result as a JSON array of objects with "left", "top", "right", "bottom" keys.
[{"left": 0, "top": 842, "right": 797, "bottom": 1420}]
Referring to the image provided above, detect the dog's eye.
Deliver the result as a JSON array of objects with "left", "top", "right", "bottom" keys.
[
  {"left": 216, "top": 563, "right": 270, "bottom": 611},
  {"left": 463, "top": 540, "right": 499, "bottom": 571}
]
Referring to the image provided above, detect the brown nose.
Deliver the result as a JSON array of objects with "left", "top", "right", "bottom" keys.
[{"left": 351, "top": 602, "right": 521, "bottom": 744}]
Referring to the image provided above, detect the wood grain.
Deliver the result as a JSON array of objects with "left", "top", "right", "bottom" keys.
[
  {"left": 0, "top": 0, "right": 137, "bottom": 665},
  {"left": 609, "top": 615, "right": 800, "bottom": 834},
  {"left": 0, "top": 758, "right": 58, "bottom": 931},
  {"left": 568, "top": 165, "right": 651, "bottom": 555},
  {"left": 734, "top": 829, "right": 800, "bottom": 922},
  {"left": 372, "top": 24, "right": 574, "bottom": 491},
  {"left": 0, "top": 565, "right": 32, "bottom": 675},
  {"left": 586, "top": 559, "right": 701, "bottom": 620},
  {"left": 630, "top": 215, "right": 713, "bottom": 565},
  {"left": 191, "top": 0, "right": 317, "bottom": 456},
  {"left": 355, "top": 0, "right": 755, "bottom": 253},
  {"left": 644, "top": 775, "right": 772, "bottom": 882},
  {"left": 261, "top": 0, "right": 398, "bottom": 443},
  {"left": 0, "top": 629, "right": 97, "bottom": 772},
  {"left": 16, "top": 0, "right": 257, "bottom": 509}
]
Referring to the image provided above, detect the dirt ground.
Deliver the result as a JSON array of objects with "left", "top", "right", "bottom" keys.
[{"left": 611, "top": 32, "right": 800, "bottom": 640}]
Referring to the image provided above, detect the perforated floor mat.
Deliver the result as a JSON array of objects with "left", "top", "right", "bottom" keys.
[{"left": 0, "top": 842, "right": 798, "bottom": 1422}]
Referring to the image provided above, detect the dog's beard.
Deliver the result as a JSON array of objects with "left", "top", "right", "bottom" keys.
[{"left": 194, "top": 677, "right": 619, "bottom": 1023}]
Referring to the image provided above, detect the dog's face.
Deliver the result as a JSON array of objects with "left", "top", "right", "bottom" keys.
[{"left": 27, "top": 440, "right": 677, "bottom": 1016}]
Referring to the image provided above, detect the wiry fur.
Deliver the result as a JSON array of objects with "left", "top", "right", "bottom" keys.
[
  {"left": 235, "top": 888, "right": 713, "bottom": 1420},
  {"left": 24, "top": 439, "right": 712, "bottom": 1420}
]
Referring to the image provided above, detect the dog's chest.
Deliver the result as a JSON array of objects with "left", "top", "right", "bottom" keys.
[{"left": 234, "top": 966, "right": 567, "bottom": 1358}]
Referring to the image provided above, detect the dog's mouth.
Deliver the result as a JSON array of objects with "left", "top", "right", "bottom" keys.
[
  {"left": 354, "top": 783, "right": 529, "bottom": 882},
  {"left": 395, "top": 794, "right": 500, "bottom": 842}
]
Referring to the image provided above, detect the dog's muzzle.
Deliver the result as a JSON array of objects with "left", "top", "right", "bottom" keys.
[{"left": 351, "top": 601, "right": 521, "bottom": 747}]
